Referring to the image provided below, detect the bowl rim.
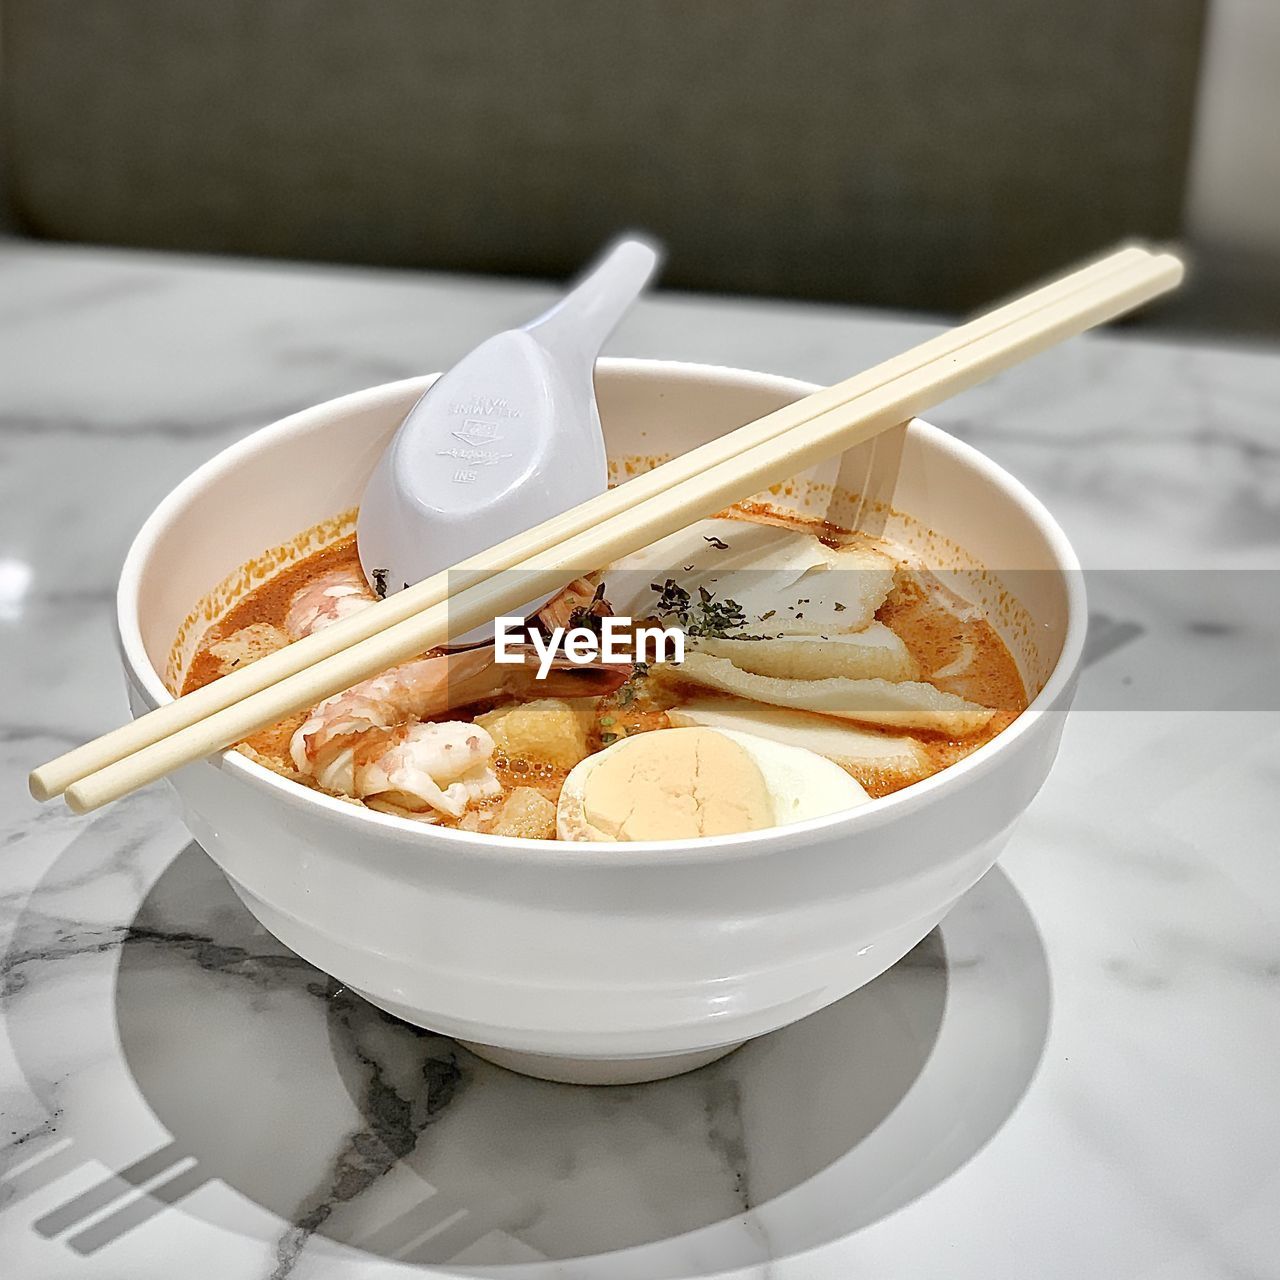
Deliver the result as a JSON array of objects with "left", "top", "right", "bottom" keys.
[{"left": 117, "top": 357, "right": 1087, "bottom": 867}]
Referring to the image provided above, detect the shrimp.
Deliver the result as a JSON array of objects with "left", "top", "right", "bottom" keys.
[
  {"left": 291, "top": 645, "right": 628, "bottom": 804},
  {"left": 287, "top": 568, "right": 603, "bottom": 643},
  {"left": 538, "top": 573, "right": 609, "bottom": 632},
  {"left": 285, "top": 565, "right": 377, "bottom": 639},
  {"left": 311, "top": 719, "right": 503, "bottom": 817},
  {"left": 285, "top": 560, "right": 627, "bottom": 817}
]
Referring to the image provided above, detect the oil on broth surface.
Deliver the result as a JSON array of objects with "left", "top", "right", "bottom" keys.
[{"left": 182, "top": 507, "right": 1027, "bottom": 830}]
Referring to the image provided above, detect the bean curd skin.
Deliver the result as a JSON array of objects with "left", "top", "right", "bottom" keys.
[{"left": 183, "top": 507, "right": 1028, "bottom": 832}]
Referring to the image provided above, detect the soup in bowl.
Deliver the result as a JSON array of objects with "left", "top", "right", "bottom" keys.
[{"left": 119, "top": 360, "right": 1085, "bottom": 1084}]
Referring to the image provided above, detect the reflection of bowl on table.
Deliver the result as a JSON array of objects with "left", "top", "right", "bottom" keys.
[{"left": 117, "top": 360, "right": 1085, "bottom": 1084}]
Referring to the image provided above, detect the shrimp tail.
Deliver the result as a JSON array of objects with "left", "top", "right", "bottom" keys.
[
  {"left": 521, "top": 657, "right": 631, "bottom": 700},
  {"left": 537, "top": 574, "right": 611, "bottom": 632}
]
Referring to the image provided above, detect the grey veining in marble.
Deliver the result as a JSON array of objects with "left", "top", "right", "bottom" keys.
[{"left": 2, "top": 239, "right": 1279, "bottom": 1279}]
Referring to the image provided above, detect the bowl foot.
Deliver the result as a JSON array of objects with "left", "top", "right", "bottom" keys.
[
  {"left": 347, "top": 985, "right": 746, "bottom": 1085},
  {"left": 455, "top": 1039, "right": 745, "bottom": 1086}
]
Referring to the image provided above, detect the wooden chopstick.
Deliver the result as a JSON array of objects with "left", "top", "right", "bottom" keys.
[
  {"left": 52, "top": 248, "right": 1187, "bottom": 808},
  {"left": 49, "top": 248, "right": 1183, "bottom": 814},
  {"left": 28, "top": 243, "right": 1162, "bottom": 805}
]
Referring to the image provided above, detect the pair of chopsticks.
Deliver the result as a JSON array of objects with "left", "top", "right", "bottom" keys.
[{"left": 30, "top": 242, "right": 1183, "bottom": 814}]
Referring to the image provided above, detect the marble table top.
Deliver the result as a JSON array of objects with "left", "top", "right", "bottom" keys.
[{"left": 2, "top": 240, "right": 1278, "bottom": 1280}]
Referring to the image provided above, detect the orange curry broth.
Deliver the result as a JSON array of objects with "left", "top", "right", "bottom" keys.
[{"left": 183, "top": 515, "right": 1027, "bottom": 821}]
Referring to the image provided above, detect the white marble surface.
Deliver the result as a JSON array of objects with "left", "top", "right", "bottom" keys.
[{"left": 2, "top": 240, "right": 1279, "bottom": 1279}]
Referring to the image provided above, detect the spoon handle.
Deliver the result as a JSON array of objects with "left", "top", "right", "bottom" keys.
[{"left": 525, "top": 235, "right": 662, "bottom": 367}]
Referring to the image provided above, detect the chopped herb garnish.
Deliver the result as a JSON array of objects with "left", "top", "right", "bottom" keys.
[
  {"left": 652, "top": 578, "right": 692, "bottom": 623},
  {"left": 703, "top": 535, "right": 730, "bottom": 550},
  {"left": 834, "top": 601, "right": 846, "bottom": 612},
  {"left": 757, "top": 610, "right": 776, "bottom": 623},
  {"left": 649, "top": 578, "right": 746, "bottom": 638},
  {"left": 371, "top": 568, "right": 389, "bottom": 599},
  {"left": 567, "top": 606, "right": 602, "bottom": 635},
  {"left": 693, "top": 584, "right": 749, "bottom": 636},
  {"left": 615, "top": 660, "right": 650, "bottom": 709},
  {"left": 567, "top": 581, "right": 608, "bottom": 635},
  {"left": 695, "top": 596, "right": 746, "bottom": 636},
  {"left": 600, "top": 731, "right": 619, "bottom": 745}
]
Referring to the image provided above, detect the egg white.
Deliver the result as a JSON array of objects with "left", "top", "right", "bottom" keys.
[{"left": 556, "top": 726, "right": 871, "bottom": 842}]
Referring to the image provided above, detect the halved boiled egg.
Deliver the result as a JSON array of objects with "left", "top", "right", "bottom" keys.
[{"left": 556, "top": 725, "right": 870, "bottom": 842}]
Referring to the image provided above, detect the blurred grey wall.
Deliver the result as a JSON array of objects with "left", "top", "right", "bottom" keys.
[
  {"left": 0, "top": 19, "right": 12, "bottom": 234},
  {"left": 0, "top": 0, "right": 1206, "bottom": 314},
  {"left": 1173, "top": 0, "right": 1280, "bottom": 334},
  {"left": 1188, "top": 0, "right": 1280, "bottom": 262}
]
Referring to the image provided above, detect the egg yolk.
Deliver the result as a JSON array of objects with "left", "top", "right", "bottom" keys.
[{"left": 581, "top": 727, "right": 775, "bottom": 840}]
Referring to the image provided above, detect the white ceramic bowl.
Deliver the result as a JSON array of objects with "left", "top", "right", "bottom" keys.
[{"left": 118, "top": 360, "right": 1085, "bottom": 1085}]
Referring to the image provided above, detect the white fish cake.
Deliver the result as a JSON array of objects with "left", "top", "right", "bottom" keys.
[
  {"left": 665, "top": 698, "right": 930, "bottom": 778},
  {"left": 766, "top": 543, "right": 897, "bottom": 635},
  {"left": 692, "top": 623, "right": 917, "bottom": 682},
  {"left": 662, "top": 652, "right": 995, "bottom": 736},
  {"left": 603, "top": 518, "right": 896, "bottom": 632}
]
